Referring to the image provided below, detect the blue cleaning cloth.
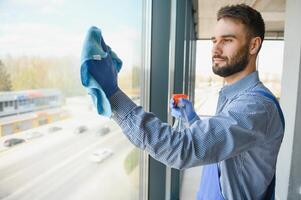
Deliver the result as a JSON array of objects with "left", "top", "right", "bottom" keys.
[{"left": 80, "top": 26, "right": 122, "bottom": 117}]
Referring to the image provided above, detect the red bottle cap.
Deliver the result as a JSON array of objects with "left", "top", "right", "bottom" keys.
[{"left": 172, "top": 94, "right": 188, "bottom": 105}]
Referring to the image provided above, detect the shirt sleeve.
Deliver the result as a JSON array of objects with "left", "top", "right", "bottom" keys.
[{"left": 109, "top": 90, "right": 270, "bottom": 169}]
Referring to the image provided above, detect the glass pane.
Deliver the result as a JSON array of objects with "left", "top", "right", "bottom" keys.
[
  {"left": 194, "top": 40, "right": 223, "bottom": 116},
  {"left": 257, "top": 40, "right": 284, "bottom": 99},
  {"left": 0, "top": 1, "right": 142, "bottom": 200},
  {"left": 181, "top": 40, "right": 223, "bottom": 200}
]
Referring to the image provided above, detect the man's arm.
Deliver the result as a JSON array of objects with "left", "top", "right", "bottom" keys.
[
  {"left": 81, "top": 29, "right": 272, "bottom": 169},
  {"left": 110, "top": 90, "right": 270, "bottom": 169}
]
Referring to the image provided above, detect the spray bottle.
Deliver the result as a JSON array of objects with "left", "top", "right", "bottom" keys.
[{"left": 172, "top": 94, "right": 190, "bottom": 132}]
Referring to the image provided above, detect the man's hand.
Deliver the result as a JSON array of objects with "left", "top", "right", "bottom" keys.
[
  {"left": 85, "top": 38, "right": 119, "bottom": 98},
  {"left": 170, "top": 98, "right": 197, "bottom": 123}
]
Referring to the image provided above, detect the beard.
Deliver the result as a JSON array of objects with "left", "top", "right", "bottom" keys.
[{"left": 212, "top": 43, "right": 249, "bottom": 77}]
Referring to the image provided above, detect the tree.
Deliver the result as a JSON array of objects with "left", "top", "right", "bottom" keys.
[
  {"left": 3, "top": 56, "right": 85, "bottom": 97},
  {"left": 132, "top": 66, "right": 140, "bottom": 89},
  {"left": 0, "top": 60, "right": 12, "bottom": 91}
]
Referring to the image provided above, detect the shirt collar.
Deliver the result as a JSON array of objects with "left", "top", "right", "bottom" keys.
[{"left": 220, "top": 71, "right": 260, "bottom": 98}]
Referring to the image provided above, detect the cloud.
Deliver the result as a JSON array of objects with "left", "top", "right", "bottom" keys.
[
  {"left": 9, "top": 0, "right": 65, "bottom": 7},
  {"left": 8, "top": 0, "right": 65, "bottom": 15},
  {"left": 103, "top": 26, "right": 142, "bottom": 70},
  {"left": 0, "top": 23, "right": 142, "bottom": 72},
  {"left": 0, "top": 23, "right": 82, "bottom": 57}
]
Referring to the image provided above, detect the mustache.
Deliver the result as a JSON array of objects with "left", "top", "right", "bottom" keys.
[{"left": 212, "top": 55, "right": 227, "bottom": 60}]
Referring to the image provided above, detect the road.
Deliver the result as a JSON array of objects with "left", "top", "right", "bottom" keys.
[
  {"left": 0, "top": 113, "right": 139, "bottom": 200},
  {"left": 0, "top": 91, "right": 221, "bottom": 200}
]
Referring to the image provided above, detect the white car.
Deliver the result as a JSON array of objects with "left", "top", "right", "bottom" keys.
[
  {"left": 89, "top": 148, "right": 113, "bottom": 163},
  {"left": 48, "top": 126, "right": 62, "bottom": 133},
  {"left": 97, "top": 126, "right": 110, "bottom": 136},
  {"left": 26, "top": 131, "right": 43, "bottom": 140},
  {"left": 74, "top": 125, "right": 88, "bottom": 134}
]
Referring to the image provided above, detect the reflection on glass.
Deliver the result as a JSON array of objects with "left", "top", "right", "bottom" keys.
[{"left": 0, "top": 1, "right": 141, "bottom": 199}]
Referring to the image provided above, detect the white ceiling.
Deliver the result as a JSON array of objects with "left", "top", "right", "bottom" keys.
[{"left": 192, "top": 0, "right": 286, "bottom": 39}]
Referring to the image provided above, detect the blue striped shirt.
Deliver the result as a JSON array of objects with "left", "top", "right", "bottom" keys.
[{"left": 110, "top": 71, "right": 284, "bottom": 200}]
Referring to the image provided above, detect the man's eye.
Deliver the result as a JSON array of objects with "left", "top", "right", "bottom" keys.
[{"left": 224, "top": 39, "right": 232, "bottom": 42}]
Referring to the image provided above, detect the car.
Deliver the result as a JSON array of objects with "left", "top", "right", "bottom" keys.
[
  {"left": 25, "top": 131, "right": 43, "bottom": 139},
  {"left": 48, "top": 126, "right": 62, "bottom": 133},
  {"left": 3, "top": 138, "right": 25, "bottom": 147},
  {"left": 74, "top": 125, "right": 88, "bottom": 134},
  {"left": 97, "top": 126, "right": 110, "bottom": 136},
  {"left": 89, "top": 148, "right": 113, "bottom": 163}
]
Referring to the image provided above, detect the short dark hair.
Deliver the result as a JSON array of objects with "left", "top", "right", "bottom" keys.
[{"left": 217, "top": 4, "right": 265, "bottom": 45}]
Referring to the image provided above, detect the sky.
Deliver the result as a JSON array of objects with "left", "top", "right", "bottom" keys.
[{"left": 0, "top": 0, "right": 142, "bottom": 69}]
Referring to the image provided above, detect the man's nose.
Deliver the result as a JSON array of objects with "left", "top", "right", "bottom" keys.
[{"left": 212, "top": 42, "right": 222, "bottom": 55}]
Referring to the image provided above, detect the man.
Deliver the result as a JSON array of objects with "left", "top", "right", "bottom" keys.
[{"left": 86, "top": 4, "right": 284, "bottom": 200}]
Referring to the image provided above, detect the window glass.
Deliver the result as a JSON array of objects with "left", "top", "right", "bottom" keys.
[
  {"left": 0, "top": 1, "right": 142, "bottom": 199},
  {"left": 181, "top": 40, "right": 223, "bottom": 200},
  {"left": 257, "top": 40, "right": 284, "bottom": 99},
  {"left": 194, "top": 40, "right": 223, "bottom": 116}
]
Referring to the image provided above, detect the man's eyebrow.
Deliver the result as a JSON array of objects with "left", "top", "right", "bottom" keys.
[{"left": 211, "top": 35, "right": 237, "bottom": 40}]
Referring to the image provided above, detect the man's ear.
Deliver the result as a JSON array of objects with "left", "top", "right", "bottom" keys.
[{"left": 249, "top": 37, "right": 262, "bottom": 55}]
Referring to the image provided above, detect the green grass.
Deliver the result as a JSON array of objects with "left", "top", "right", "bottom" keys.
[{"left": 124, "top": 148, "right": 139, "bottom": 175}]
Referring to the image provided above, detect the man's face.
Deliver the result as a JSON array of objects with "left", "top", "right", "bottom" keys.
[{"left": 211, "top": 18, "right": 250, "bottom": 77}]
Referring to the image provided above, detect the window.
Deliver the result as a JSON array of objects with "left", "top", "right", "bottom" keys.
[
  {"left": 257, "top": 40, "right": 284, "bottom": 99},
  {"left": 0, "top": 1, "right": 142, "bottom": 199},
  {"left": 194, "top": 40, "right": 223, "bottom": 116},
  {"left": 181, "top": 40, "right": 224, "bottom": 200}
]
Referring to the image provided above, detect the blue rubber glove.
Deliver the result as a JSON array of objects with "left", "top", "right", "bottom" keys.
[
  {"left": 170, "top": 98, "right": 197, "bottom": 123},
  {"left": 85, "top": 37, "right": 119, "bottom": 98}
]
